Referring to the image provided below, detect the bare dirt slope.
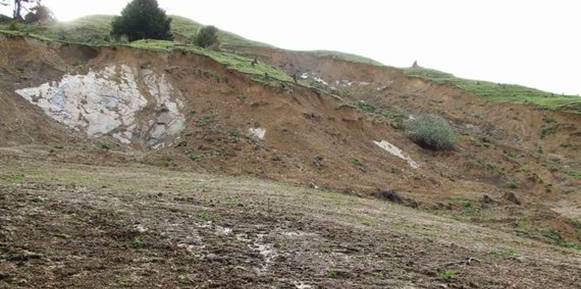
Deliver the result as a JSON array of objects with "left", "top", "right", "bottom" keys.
[
  {"left": 0, "top": 159, "right": 579, "bottom": 289},
  {"left": 0, "top": 34, "right": 579, "bottom": 283}
]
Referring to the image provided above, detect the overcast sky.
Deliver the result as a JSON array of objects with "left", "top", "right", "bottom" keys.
[{"left": 3, "top": 0, "right": 580, "bottom": 95}]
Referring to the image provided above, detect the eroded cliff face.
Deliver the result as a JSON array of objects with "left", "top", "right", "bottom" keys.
[{"left": 15, "top": 64, "right": 185, "bottom": 148}]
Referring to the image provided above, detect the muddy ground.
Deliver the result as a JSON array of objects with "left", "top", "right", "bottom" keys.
[{"left": 0, "top": 158, "right": 579, "bottom": 289}]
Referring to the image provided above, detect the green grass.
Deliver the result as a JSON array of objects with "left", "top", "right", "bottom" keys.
[
  {"left": 310, "top": 50, "right": 383, "bottom": 66},
  {"left": 171, "top": 15, "right": 271, "bottom": 48},
  {"left": 129, "top": 40, "right": 292, "bottom": 83},
  {"left": 405, "top": 67, "right": 581, "bottom": 114},
  {"left": 489, "top": 248, "right": 520, "bottom": 259},
  {"left": 438, "top": 270, "right": 457, "bottom": 281},
  {"left": 0, "top": 15, "right": 272, "bottom": 48},
  {"left": 0, "top": 29, "right": 292, "bottom": 84},
  {"left": 567, "top": 170, "right": 581, "bottom": 180}
]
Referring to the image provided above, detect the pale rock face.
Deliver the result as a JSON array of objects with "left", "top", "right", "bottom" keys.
[
  {"left": 15, "top": 65, "right": 185, "bottom": 148},
  {"left": 142, "top": 69, "right": 186, "bottom": 148},
  {"left": 248, "top": 128, "right": 266, "bottom": 140},
  {"left": 373, "top": 140, "right": 419, "bottom": 169}
]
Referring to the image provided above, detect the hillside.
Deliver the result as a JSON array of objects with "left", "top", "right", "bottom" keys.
[{"left": 0, "top": 15, "right": 580, "bottom": 289}]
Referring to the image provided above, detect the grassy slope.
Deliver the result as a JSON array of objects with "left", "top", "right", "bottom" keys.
[
  {"left": 1, "top": 15, "right": 579, "bottom": 113},
  {"left": 405, "top": 67, "right": 581, "bottom": 114},
  {"left": 0, "top": 30, "right": 292, "bottom": 84},
  {"left": 310, "top": 50, "right": 383, "bottom": 66},
  {"left": 170, "top": 15, "right": 272, "bottom": 48},
  {"left": 0, "top": 15, "right": 380, "bottom": 65},
  {"left": 0, "top": 15, "right": 272, "bottom": 47},
  {"left": 129, "top": 39, "right": 292, "bottom": 83}
]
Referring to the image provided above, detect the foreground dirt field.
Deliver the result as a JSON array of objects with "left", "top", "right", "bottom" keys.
[{"left": 0, "top": 157, "right": 579, "bottom": 289}]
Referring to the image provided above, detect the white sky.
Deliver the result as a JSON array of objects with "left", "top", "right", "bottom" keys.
[{"left": 2, "top": 0, "right": 580, "bottom": 95}]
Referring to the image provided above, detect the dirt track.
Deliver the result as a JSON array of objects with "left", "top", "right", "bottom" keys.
[{"left": 1, "top": 159, "right": 579, "bottom": 289}]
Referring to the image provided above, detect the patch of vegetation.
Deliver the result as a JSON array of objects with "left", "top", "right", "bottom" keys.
[
  {"left": 197, "top": 211, "right": 217, "bottom": 222},
  {"left": 187, "top": 153, "right": 202, "bottom": 161},
  {"left": 448, "top": 197, "right": 481, "bottom": 216},
  {"left": 540, "top": 125, "right": 557, "bottom": 139},
  {"left": 485, "top": 162, "right": 499, "bottom": 173},
  {"left": 131, "top": 236, "right": 146, "bottom": 249},
  {"left": 353, "top": 101, "right": 407, "bottom": 128},
  {"left": 97, "top": 142, "right": 113, "bottom": 151},
  {"left": 507, "top": 179, "right": 520, "bottom": 189},
  {"left": 542, "top": 229, "right": 581, "bottom": 251},
  {"left": 567, "top": 170, "right": 581, "bottom": 180},
  {"left": 0, "top": 173, "right": 26, "bottom": 184},
  {"left": 228, "top": 129, "right": 242, "bottom": 142},
  {"left": 350, "top": 159, "right": 367, "bottom": 172},
  {"left": 438, "top": 270, "right": 457, "bottom": 281},
  {"left": 515, "top": 220, "right": 581, "bottom": 251},
  {"left": 405, "top": 114, "right": 457, "bottom": 150},
  {"left": 356, "top": 101, "right": 377, "bottom": 113},
  {"left": 405, "top": 67, "right": 581, "bottom": 114}
]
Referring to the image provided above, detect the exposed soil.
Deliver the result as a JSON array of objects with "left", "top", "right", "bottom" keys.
[{"left": 0, "top": 160, "right": 579, "bottom": 288}]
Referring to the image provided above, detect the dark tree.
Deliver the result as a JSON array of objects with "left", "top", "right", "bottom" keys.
[
  {"left": 24, "top": 4, "right": 54, "bottom": 23},
  {"left": 194, "top": 25, "right": 219, "bottom": 48},
  {"left": 111, "top": 0, "right": 173, "bottom": 42},
  {"left": 8, "top": 0, "right": 36, "bottom": 20}
]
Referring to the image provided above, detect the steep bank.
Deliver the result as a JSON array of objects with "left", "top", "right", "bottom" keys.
[{"left": 0, "top": 35, "right": 579, "bottom": 247}]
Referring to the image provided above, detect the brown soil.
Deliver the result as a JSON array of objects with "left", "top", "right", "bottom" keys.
[{"left": 0, "top": 160, "right": 579, "bottom": 289}]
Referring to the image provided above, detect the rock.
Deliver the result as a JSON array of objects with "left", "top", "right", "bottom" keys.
[
  {"left": 15, "top": 65, "right": 185, "bottom": 147},
  {"left": 504, "top": 192, "right": 521, "bottom": 205},
  {"left": 376, "top": 190, "right": 403, "bottom": 204},
  {"left": 480, "top": 194, "right": 496, "bottom": 208}
]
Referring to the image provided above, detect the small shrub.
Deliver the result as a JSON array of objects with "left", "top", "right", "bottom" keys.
[
  {"left": 356, "top": 101, "right": 376, "bottom": 113},
  {"left": 98, "top": 142, "right": 112, "bottom": 151},
  {"left": 508, "top": 180, "right": 520, "bottom": 189},
  {"left": 438, "top": 270, "right": 457, "bottom": 281},
  {"left": 8, "top": 21, "right": 19, "bottom": 31},
  {"left": 187, "top": 153, "right": 201, "bottom": 161},
  {"left": 194, "top": 25, "right": 219, "bottom": 48},
  {"left": 405, "top": 114, "right": 457, "bottom": 150}
]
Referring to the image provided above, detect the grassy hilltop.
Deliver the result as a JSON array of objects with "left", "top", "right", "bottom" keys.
[{"left": 1, "top": 14, "right": 580, "bottom": 113}]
